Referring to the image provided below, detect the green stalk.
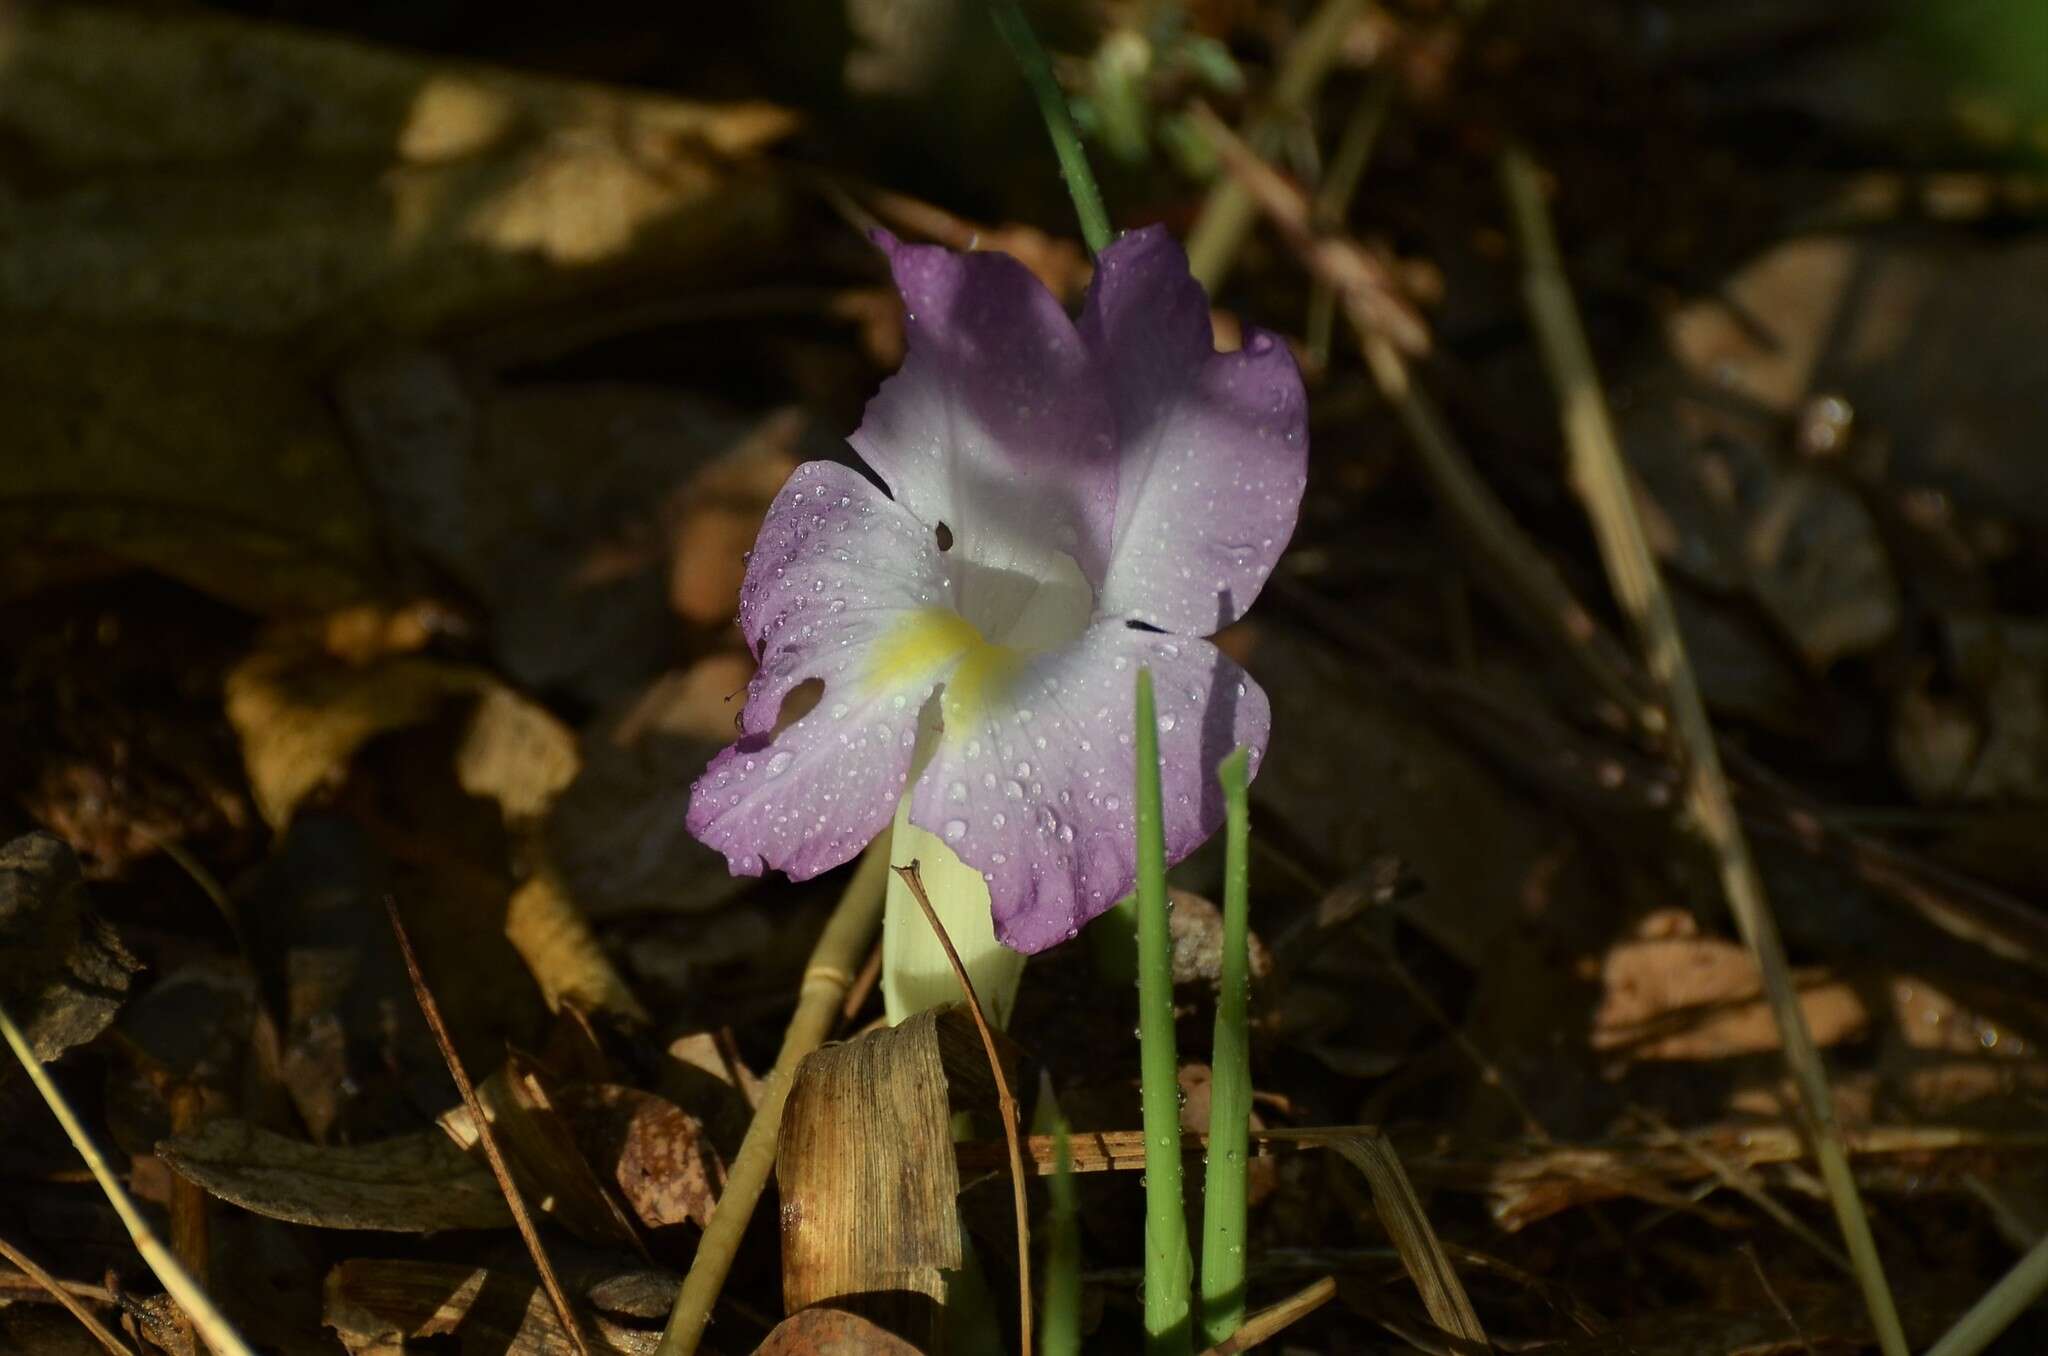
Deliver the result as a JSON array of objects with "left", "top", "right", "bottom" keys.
[
  {"left": 1199, "top": 747, "right": 1253, "bottom": 1344},
  {"left": 990, "top": 0, "right": 1114, "bottom": 255},
  {"left": 1134, "top": 668, "right": 1192, "bottom": 1353},
  {"left": 1041, "top": 1121, "right": 1082, "bottom": 1356}
]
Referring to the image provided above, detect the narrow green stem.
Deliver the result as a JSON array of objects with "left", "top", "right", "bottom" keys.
[
  {"left": 1134, "top": 668, "right": 1192, "bottom": 1353},
  {"left": 1041, "top": 1121, "right": 1082, "bottom": 1356},
  {"left": 990, "top": 0, "right": 1114, "bottom": 255},
  {"left": 1199, "top": 747, "right": 1253, "bottom": 1344}
]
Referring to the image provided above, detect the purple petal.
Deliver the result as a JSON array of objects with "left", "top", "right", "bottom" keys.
[
  {"left": 1081, "top": 226, "right": 1308, "bottom": 636},
  {"left": 850, "top": 233, "right": 1120, "bottom": 603},
  {"left": 688, "top": 462, "right": 962, "bottom": 881},
  {"left": 906, "top": 622, "right": 1270, "bottom": 953}
]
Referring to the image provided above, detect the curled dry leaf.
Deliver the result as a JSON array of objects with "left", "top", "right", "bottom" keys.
[
  {"left": 557, "top": 1083, "right": 726, "bottom": 1231},
  {"left": 0, "top": 832, "right": 142, "bottom": 1063},
  {"left": 776, "top": 1008, "right": 963, "bottom": 1346},
  {"left": 157, "top": 1118, "right": 512, "bottom": 1232},
  {"left": 439, "top": 1055, "right": 646, "bottom": 1251},
  {"left": 750, "top": 1306, "right": 929, "bottom": 1356}
]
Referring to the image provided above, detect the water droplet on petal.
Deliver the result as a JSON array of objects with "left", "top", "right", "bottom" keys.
[{"left": 943, "top": 819, "right": 967, "bottom": 841}]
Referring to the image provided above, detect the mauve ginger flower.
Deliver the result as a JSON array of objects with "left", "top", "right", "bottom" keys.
[{"left": 686, "top": 225, "right": 1307, "bottom": 953}]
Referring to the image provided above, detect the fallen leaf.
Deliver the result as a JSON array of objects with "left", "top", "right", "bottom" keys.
[
  {"left": 0, "top": 7, "right": 794, "bottom": 339},
  {"left": 225, "top": 646, "right": 485, "bottom": 830},
  {"left": 158, "top": 1118, "right": 512, "bottom": 1232},
  {"left": 1590, "top": 908, "right": 1869, "bottom": 1063},
  {"left": 751, "top": 1307, "right": 928, "bottom": 1356},
  {"left": 325, "top": 1259, "right": 670, "bottom": 1356},
  {"left": 558, "top": 1083, "right": 726, "bottom": 1231},
  {"left": 0, "top": 831, "right": 142, "bottom": 1062},
  {"left": 439, "top": 1053, "right": 645, "bottom": 1250}
]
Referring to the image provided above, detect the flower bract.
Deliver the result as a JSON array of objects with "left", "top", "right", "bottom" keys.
[{"left": 687, "top": 225, "right": 1307, "bottom": 953}]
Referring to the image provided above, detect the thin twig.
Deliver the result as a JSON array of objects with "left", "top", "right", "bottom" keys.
[
  {"left": 1307, "top": 73, "right": 1397, "bottom": 368},
  {"left": 658, "top": 839, "right": 892, "bottom": 1356},
  {"left": 1636, "top": 1108, "right": 1851, "bottom": 1276},
  {"left": 1186, "top": 0, "right": 1369, "bottom": 291},
  {"left": 1742, "top": 1243, "right": 1820, "bottom": 1356},
  {"left": 0, "top": 1001, "right": 255, "bottom": 1356},
  {"left": 1192, "top": 104, "right": 1658, "bottom": 735},
  {"left": 1190, "top": 102, "right": 1430, "bottom": 354},
  {"left": 1195, "top": 1275, "right": 1337, "bottom": 1355},
  {"left": 384, "top": 898, "right": 591, "bottom": 1356},
  {"left": 892, "top": 861, "right": 1033, "bottom": 1356},
  {"left": 1498, "top": 143, "right": 1910, "bottom": 1356},
  {"left": 0, "top": 1233, "right": 133, "bottom": 1356}
]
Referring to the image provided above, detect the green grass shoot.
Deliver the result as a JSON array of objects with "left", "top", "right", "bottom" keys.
[
  {"left": 1134, "top": 668, "right": 1192, "bottom": 1353},
  {"left": 1042, "top": 1120, "right": 1082, "bottom": 1356},
  {"left": 1199, "top": 746, "right": 1253, "bottom": 1344},
  {"left": 990, "top": 0, "right": 1114, "bottom": 256}
]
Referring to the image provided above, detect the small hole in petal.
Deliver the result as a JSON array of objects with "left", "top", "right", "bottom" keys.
[
  {"left": 935, "top": 521, "right": 954, "bottom": 552},
  {"left": 770, "top": 678, "right": 824, "bottom": 738}
]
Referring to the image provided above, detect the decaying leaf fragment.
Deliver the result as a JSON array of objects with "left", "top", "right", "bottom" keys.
[
  {"left": 775, "top": 1008, "right": 972, "bottom": 1346},
  {"left": 0, "top": 831, "right": 142, "bottom": 1062},
  {"left": 439, "top": 1053, "right": 645, "bottom": 1251},
  {"left": 751, "top": 1306, "right": 929, "bottom": 1355},
  {"left": 325, "top": 1259, "right": 673, "bottom": 1356},
  {"left": 157, "top": 1118, "right": 512, "bottom": 1232}
]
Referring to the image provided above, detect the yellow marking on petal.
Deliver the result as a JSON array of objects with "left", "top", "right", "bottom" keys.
[
  {"left": 869, "top": 607, "right": 984, "bottom": 689},
  {"left": 943, "top": 640, "right": 1024, "bottom": 728},
  {"left": 867, "top": 607, "right": 1023, "bottom": 727}
]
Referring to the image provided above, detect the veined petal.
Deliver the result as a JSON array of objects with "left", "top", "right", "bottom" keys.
[
  {"left": 849, "top": 233, "right": 1120, "bottom": 639},
  {"left": 906, "top": 621, "right": 1271, "bottom": 953},
  {"left": 688, "top": 462, "right": 974, "bottom": 881},
  {"left": 1082, "top": 226, "right": 1308, "bottom": 636}
]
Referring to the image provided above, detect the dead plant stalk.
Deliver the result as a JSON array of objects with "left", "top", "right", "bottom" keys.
[
  {"left": 893, "top": 860, "right": 1033, "bottom": 1356},
  {"left": 1497, "top": 144, "right": 1910, "bottom": 1356},
  {"left": 658, "top": 838, "right": 892, "bottom": 1356}
]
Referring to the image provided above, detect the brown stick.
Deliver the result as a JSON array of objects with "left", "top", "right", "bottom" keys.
[
  {"left": 0, "top": 1234, "right": 133, "bottom": 1356},
  {"left": 892, "top": 861, "right": 1032, "bottom": 1356},
  {"left": 384, "top": 898, "right": 591, "bottom": 1356},
  {"left": 1196, "top": 1275, "right": 1337, "bottom": 1355}
]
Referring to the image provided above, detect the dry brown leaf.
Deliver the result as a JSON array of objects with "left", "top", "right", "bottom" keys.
[
  {"left": 439, "top": 1053, "right": 645, "bottom": 1251},
  {"left": 0, "top": 832, "right": 142, "bottom": 1063},
  {"left": 557, "top": 1083, "right": 726, "bottom": 1231},
  {"left": 157, "top": 1119, "right": 512, "bottom": 1232},
  {"left": 506, "top": 870, "right": 652, "bottom": 1027},
  {"left": 0, "top": 7, "right": 793, "bottom": 339},
  {"left": 750, "top": 1307, "right": 928, "bottom": 1356},
  {"left": 1329, "top": 1132, "right": 1487, "bottom": 1347},
  {"left": 1590, "top": 908, "right": 1869, "bottom": 1063},
  {"left": 226, "top": 648, "right": 484, "bottom": 830}
]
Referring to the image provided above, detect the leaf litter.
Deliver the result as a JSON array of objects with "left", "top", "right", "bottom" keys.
[{"left": 6, "top": 1, "right": 2048, "bottom": 1353}]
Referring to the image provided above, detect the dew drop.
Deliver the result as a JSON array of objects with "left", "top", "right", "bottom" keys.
[
  {"left": 766, "top": 751, "right": 794, "bottom": 776},
  {"left": 943, "top": 819, "right": 967, "bottom": 842}
]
